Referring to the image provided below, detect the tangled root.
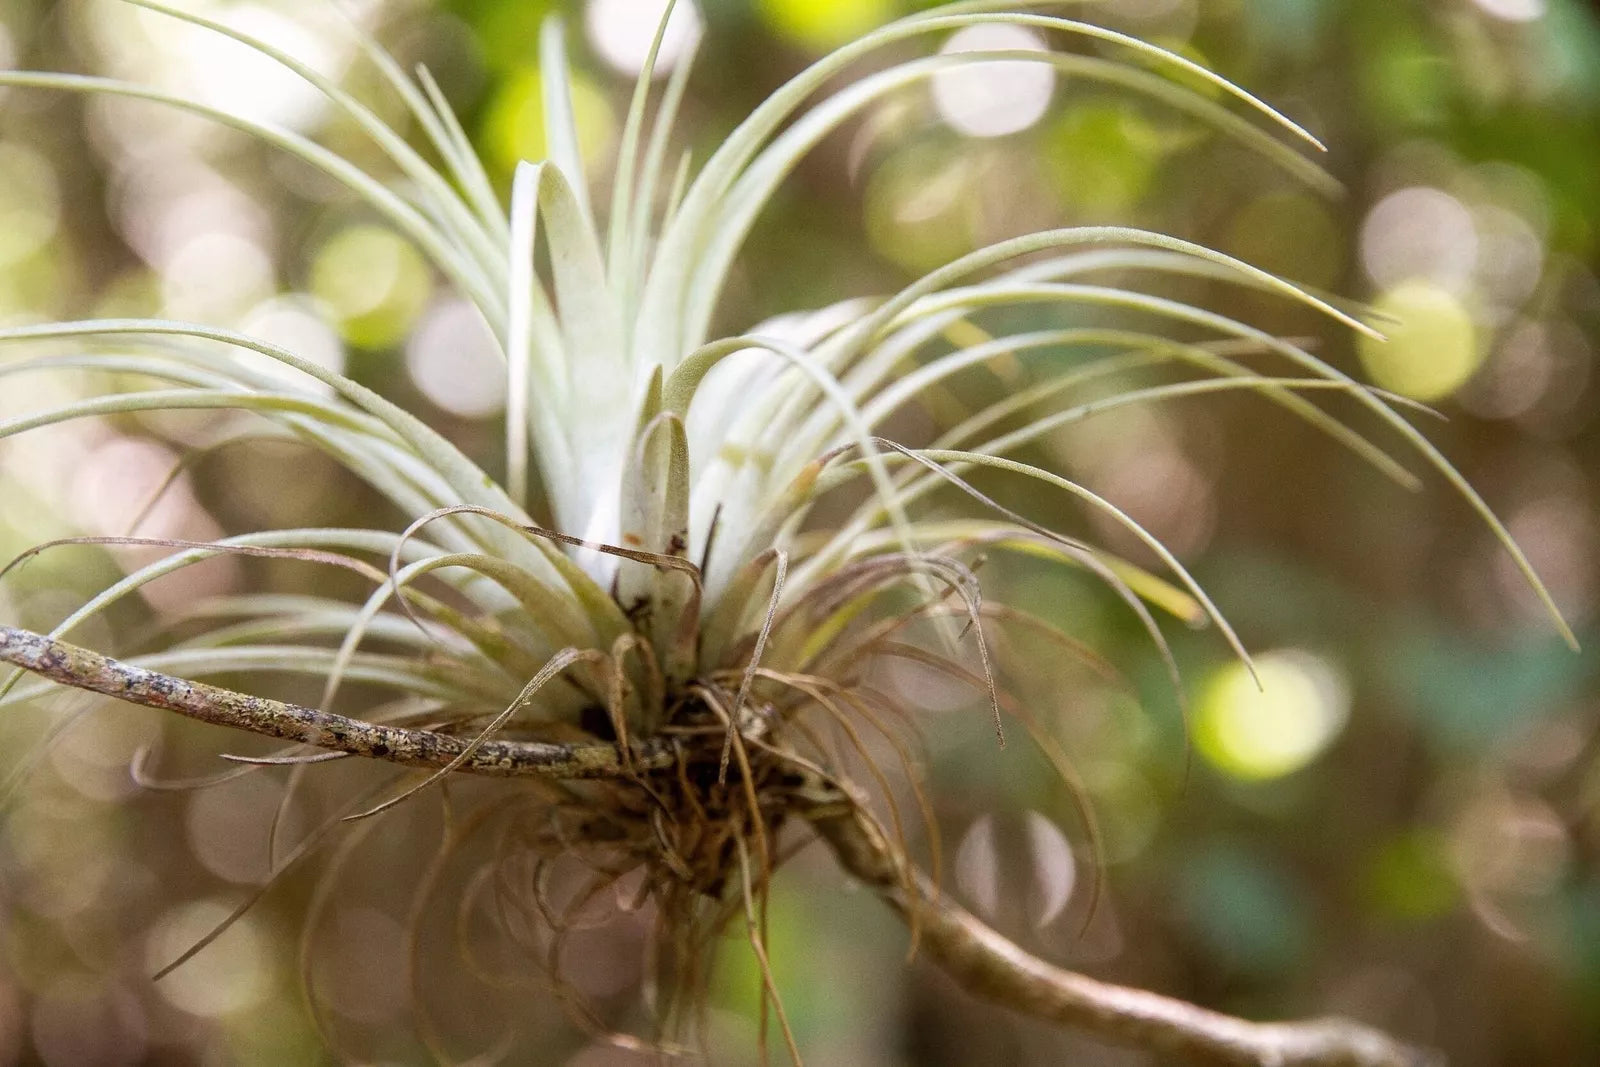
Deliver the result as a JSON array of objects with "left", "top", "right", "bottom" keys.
[{"left": 461, "top": 694, "right": 830, "bottom": 1058}]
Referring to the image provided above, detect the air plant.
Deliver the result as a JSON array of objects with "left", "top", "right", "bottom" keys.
[{"left": 0, "top": 0, "right": 1567, "bottom": 1063}]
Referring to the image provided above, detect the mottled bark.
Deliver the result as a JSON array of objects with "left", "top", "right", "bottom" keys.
[
  {"left": 1, "top": 624, "right": 1435, "bottom": 1066},
  {"left": 0, "top": 626, "right": 671, "bottom": 777}
]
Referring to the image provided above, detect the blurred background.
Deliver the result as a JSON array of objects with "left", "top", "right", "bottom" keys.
[{"left": 0, "top": 0, "right": 1597, "bottom": 1063}]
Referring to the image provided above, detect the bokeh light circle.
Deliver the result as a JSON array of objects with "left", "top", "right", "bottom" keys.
[
  {"left": 1195, "top": 650, "right": 1351, "bottom": 781},
  {"left": 1357, "top": 279, "right": 1481, "bottom": 401},
  {"left": 309, "top": 225, "right": 432, "bottom": 349},
  {"left": 584, "top": 0, "right": 702, "bottom": 78},
  {"left": 933, "top": 25, "right": 1056, "bottom": 138}
]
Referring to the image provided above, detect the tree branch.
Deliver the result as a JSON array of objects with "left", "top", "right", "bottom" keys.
[
  {"left": 0, "top": 626, "right": 672, "bottom": 777},
  {"left": 1, "top": 625, "right": 1435, "bottom": 1065},
  {"left": 805, "top": 800, "right": 1438, "bottom": 1067}
]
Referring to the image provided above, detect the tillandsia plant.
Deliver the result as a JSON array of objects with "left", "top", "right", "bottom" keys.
[{"left": 0, "top": 0, "right": 1575, "bottom": 1063}]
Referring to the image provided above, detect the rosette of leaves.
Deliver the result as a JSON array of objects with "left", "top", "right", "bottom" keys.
[{"left": 0, "top": 1, "right": 1564, "bottom": 1063}]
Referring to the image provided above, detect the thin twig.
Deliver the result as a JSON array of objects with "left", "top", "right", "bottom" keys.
[
  {"left": 0, "top": 626, "right": 670, "bottom": 778},
  {"left": 803, "top": 797, "right": 1438, "bottom": 1067}
]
